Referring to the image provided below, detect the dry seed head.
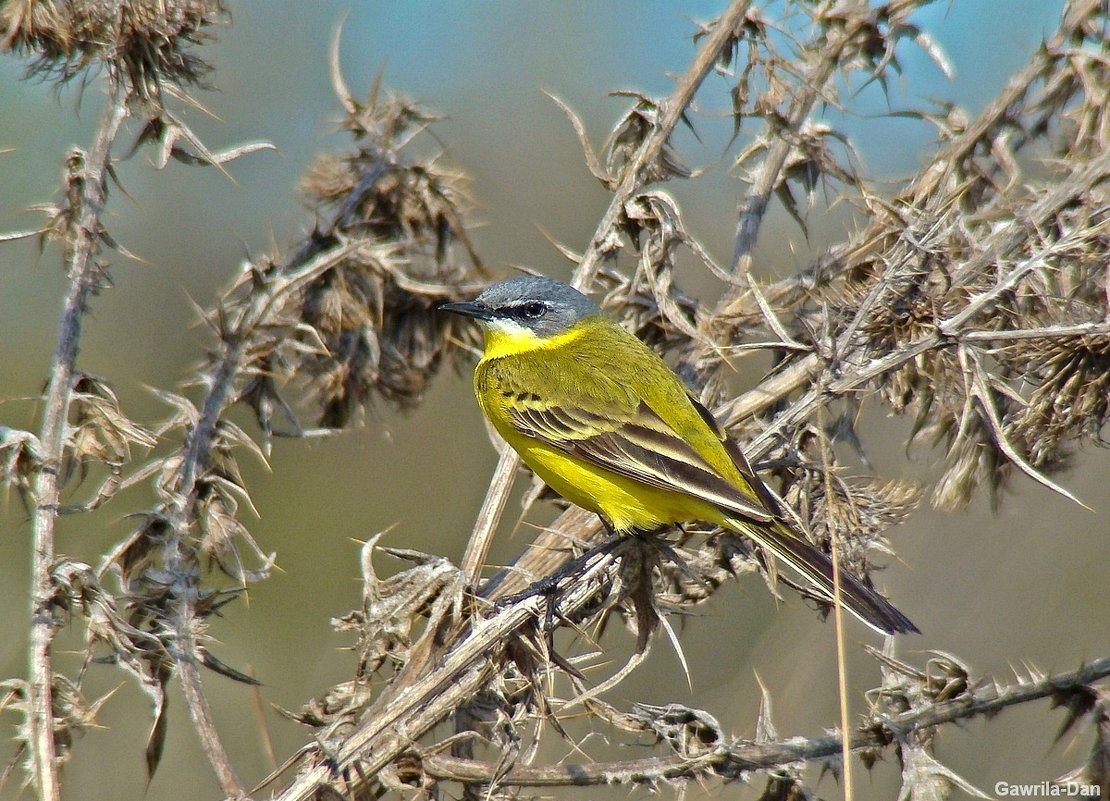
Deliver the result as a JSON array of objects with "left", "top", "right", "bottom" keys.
[
  {"left": 1, "top": 0, "right": 228, "bottom": 99},
  {"left": 290, "top": 89, "right": 481, "bottom": 424},
  {"left": 1003, "top": 332, "right": 1110, "bottom": 468},
  {"left": 855, "top": 267, "right": 964, "bottom": 415},
  {"left": 931, "top": 411, "right": 1010, "bottom": 511},
  {"left": 786, "top": 471, "right": 921, "bottom": 580}
]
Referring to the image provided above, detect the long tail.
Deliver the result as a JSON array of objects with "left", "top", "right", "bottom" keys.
[{"left": 726, "top": 518, "right": 919, "bottom": 635}]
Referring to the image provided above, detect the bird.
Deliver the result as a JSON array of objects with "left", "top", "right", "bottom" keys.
[{"left": 440, "top": 275, "right": 917, "bottom": 635}]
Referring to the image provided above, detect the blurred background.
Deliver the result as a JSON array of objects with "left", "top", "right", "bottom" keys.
[{"left": 0, "top": 2, "right": 1106, "bottom": 799}]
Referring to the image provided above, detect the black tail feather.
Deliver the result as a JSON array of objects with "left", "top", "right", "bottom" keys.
[{"left": 728, "top": 518, "right": 919, "bottom": 635}]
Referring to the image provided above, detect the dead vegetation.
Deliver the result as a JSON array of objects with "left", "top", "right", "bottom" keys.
[{"left": 1, "top": 1, "right": 1108, "bottom": 800}]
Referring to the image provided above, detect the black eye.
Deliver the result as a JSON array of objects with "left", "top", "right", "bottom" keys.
[{"left": 520, "top": 301, "right": 546, "bottom": 319}]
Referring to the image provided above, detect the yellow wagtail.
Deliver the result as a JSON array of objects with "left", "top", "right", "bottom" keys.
[{"left": 441, "top": 275, "right": 917, "bottom": 634}]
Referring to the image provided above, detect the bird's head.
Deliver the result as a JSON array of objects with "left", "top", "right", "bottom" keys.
[{"left": 440, "top": 276, "right": 600, "bottom": 346}]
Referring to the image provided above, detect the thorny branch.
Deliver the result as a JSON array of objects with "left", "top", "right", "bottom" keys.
[
  {"left": 727, "top": 0, "right": 863, "bottom": 277},
  {"left": 421, "top": 655, "right": 1110, "bottom": 787},
  {"left": 27, "top": 92, "right": 130, "bottom": 801},
  {"left": 158, "top": 244, "right": 367, "bottom": 799},
  {"left": 724, "top": 149, "right": 1110, "bottom": 454}
]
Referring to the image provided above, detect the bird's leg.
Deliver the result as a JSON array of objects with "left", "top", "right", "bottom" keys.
[
  {"left": 495, "top": 526, "right": 624, "bottom": 622},
  {"left": 645, "top": 525, "right": 719, "bottom": 595}
]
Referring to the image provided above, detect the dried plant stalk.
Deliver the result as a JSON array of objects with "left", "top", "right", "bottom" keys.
[{"left": 24, "top": 94, "right": 131, "bottom": 801}]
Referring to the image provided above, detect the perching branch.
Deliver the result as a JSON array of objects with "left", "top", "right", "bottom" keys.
[{"left": 269, "top": 537, "right": 625, "bottom": 801}]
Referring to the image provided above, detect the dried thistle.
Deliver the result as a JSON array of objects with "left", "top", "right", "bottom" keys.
[
  {"left": 292, "top": 81, "right": 483, "bottom": 424},
  {"left": 0, "top": 0, "right": 227, "bottom": 99},
  {"left": 604, "top": 90, "right": 693, "bottom": 184},
  {"left": 787, "top": 471, "right": 921, "bottom": 583},
  {"left": 1053, "top": 686, "right": 1110, "bottom": 797},
  {"left": 0, "top": 426, "right": 41, "bottom": 511},
  {"left": 1004, "top": 331, "right": 1110, "bottom": 467},
  {"left": 57, "top": 374, "right": 156, "bottom": 510}
]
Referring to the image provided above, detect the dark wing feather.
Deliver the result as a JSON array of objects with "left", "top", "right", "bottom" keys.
[
  {"left": 507, "top": 398, "right": 773, "bottom": 523},
  {"left": 684, "top": 390, "right": 782, "bottom": 513}
]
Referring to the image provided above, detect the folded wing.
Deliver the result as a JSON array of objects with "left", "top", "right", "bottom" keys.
[{"left": 508, "top": 395, "right": 773, "bottom": 524}]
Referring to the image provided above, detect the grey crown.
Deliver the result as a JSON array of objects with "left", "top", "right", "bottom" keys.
[{"left": 473, "top": 276, "right": 600, "bottom": 337}]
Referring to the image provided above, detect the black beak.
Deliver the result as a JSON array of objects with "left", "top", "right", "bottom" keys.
[{"left": 439, "top": 300, "right": 494, "bottom": 321}]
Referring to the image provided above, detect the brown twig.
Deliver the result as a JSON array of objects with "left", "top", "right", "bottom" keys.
[
  {"left": 570, "top": 0, "right": 756, "bottom": 292},
  {"left": 27, "top": 94, "right": 130, "bottom": 801},
  {"left": 727, "top": 2, "right": 860, "bottom": 278}
]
